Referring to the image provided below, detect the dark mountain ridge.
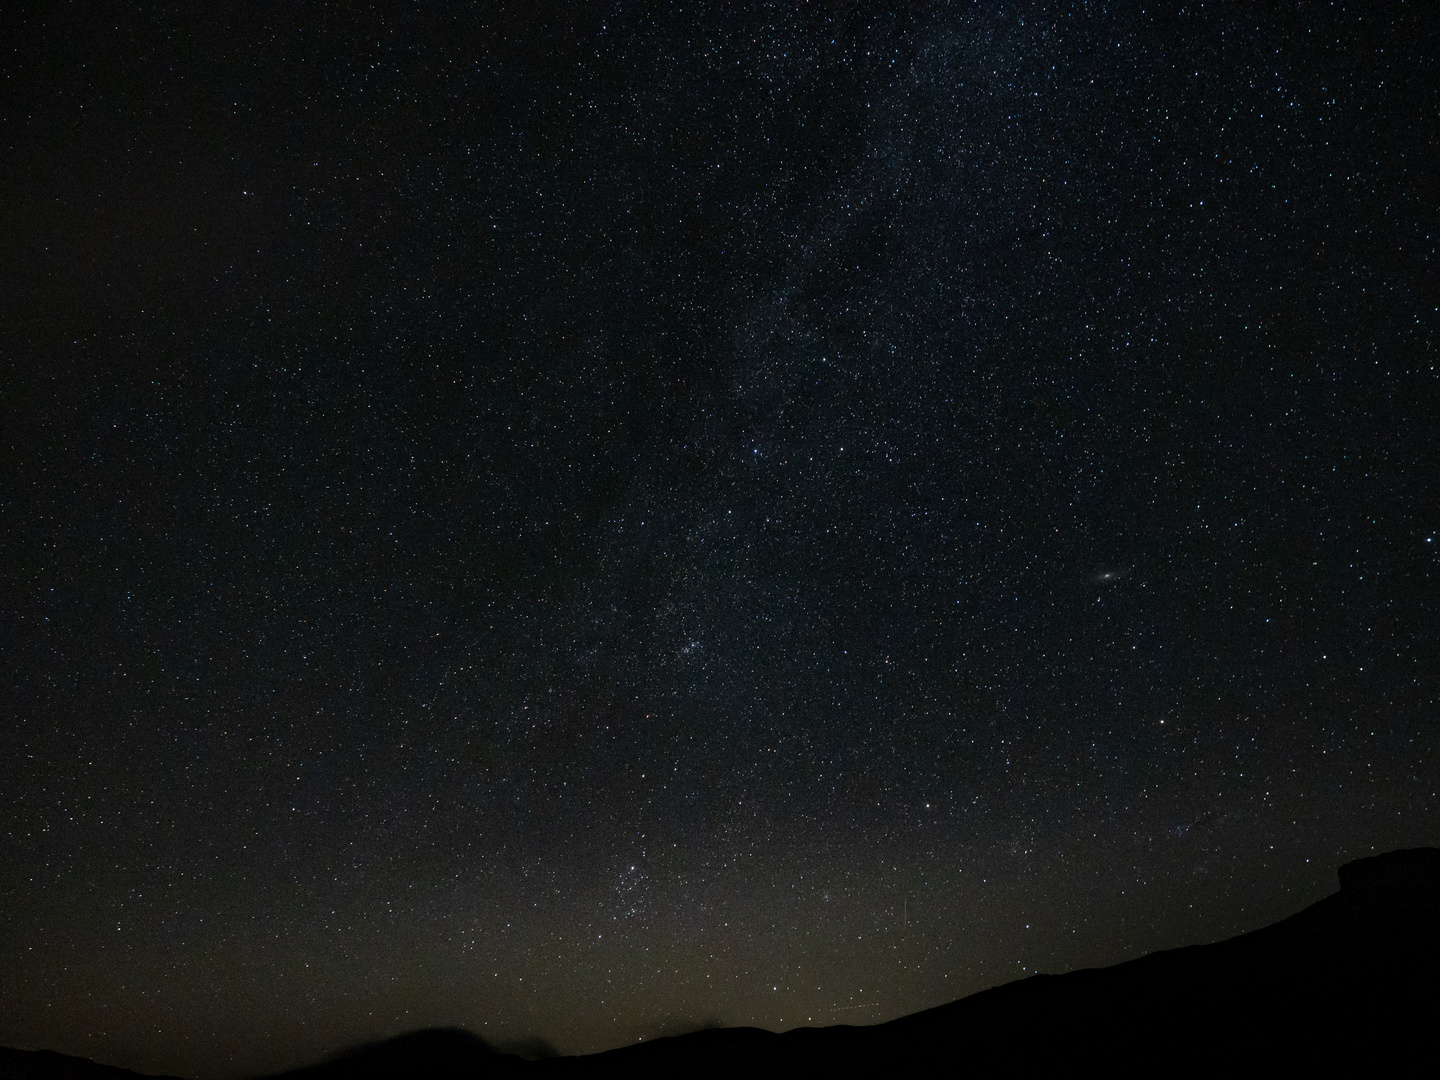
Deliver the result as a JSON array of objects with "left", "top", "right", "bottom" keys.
[{"left": 6, "top": 847, "right": 1436, "bottom": 1078}]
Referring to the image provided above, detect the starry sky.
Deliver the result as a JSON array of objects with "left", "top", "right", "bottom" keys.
[{"left": 3, "top": 3, "right": 1438, "bottom": 1077}]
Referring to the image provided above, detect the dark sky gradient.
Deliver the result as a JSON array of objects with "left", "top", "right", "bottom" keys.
[{"left": 3, "top": 3, "right": 1438, "bottom": 1077}]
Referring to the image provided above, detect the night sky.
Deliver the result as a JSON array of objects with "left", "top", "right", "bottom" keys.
[{"left": 3, "top": 3, "right": 1438, "bottom": 1077}]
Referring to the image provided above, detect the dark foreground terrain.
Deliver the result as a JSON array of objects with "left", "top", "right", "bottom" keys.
[{"left": 6, "top": 847, "right": 1437, "bottom": 1078}]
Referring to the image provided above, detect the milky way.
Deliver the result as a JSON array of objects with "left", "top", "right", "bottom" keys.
[{"left": 3, "top": 5, "right": 1437, "bottom": 1076}]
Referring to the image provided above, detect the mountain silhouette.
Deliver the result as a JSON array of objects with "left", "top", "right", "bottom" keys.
[
  {"left": 264, "top": 1029, "right": 522, "bottom": 1080},
  {"left": 6, "top": 847, "right": 1436, "bottom": 1078}
]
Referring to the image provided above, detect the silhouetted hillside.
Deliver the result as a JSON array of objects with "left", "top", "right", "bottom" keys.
[
  {"left": 7, "top": 848, "right": 1437, "bottom": 1079},
  {"left": 544, "top": 846, "right": 1439, "bottom": 1076},
  {"left": 0, "top": 1048, "right": 187, "bottom": 1080},
  {"left": 264, "top": 1029, "right": 523, "bottom": 1080}
]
